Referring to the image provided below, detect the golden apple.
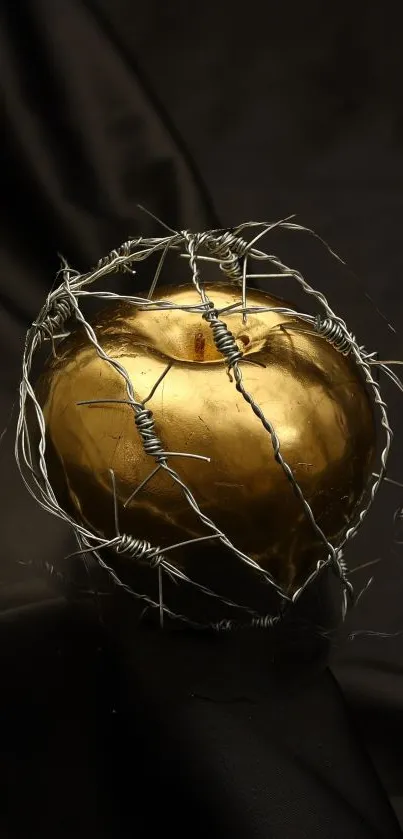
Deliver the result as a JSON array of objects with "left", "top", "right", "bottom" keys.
[{"left": 35, "top": 283, "right": 376, "bottom": 595}]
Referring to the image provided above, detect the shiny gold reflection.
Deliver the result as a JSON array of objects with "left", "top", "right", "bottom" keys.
[{"left": 35, "top": 284, "right": 376, "bottom": 591}]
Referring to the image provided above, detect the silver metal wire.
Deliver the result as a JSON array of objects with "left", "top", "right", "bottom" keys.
[
  {"left": 206, "top": 230, "right": 250, "bottom": 283},
  {"left": 315, "top": 316, "right": 353, "bottom": 356},
  {"left": 15, "top": 218, "right": 403, "bottom": 630}
]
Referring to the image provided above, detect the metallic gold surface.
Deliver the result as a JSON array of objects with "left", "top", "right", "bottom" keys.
[{"left": 36, "top": 284, "right": 376, "bottom": 591}]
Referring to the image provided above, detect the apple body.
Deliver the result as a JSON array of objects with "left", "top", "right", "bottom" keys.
[{"left": 36, "top": 284, "right": 376, "bottom": 592}]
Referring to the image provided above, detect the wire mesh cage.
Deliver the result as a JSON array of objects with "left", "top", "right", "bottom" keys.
[{"left": 16, "top": 217, "right": 403, "bottom": 631}]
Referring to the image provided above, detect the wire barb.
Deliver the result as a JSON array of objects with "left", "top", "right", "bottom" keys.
[
  {"left": 33, "top": 287, "right": 75, "bottom": 344},
  {"left": 315, "top": 315, "right": 353, "bottom": 356}
]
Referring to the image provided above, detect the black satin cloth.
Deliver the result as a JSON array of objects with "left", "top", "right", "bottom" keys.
[{"left": 1, "top": 1, "right": 403, "bottom": 835}]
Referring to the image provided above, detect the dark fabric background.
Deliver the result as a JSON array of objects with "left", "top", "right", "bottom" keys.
[{"left": 1, "top": 1, "right": 403, "bottom": 836}]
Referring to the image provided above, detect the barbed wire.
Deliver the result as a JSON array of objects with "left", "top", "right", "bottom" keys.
[{"left": 15, "top": 219, "right": 403, "bottom": 629}]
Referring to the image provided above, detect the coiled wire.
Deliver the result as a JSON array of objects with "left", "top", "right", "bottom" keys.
[
  {"left": 116, "top": 534, "right": 162, "bottom": 566},
  {"left": 203, "top": 302, "right": 244, "bottom": 370},
  {"left": 96, "top": 238, "right": 142, "bottom": 273},
  {"left": 207, "top": 230, "right": 250, "bottom": 283},
  {"left": 134, "top": 407, "right": 166, "bottom": 462},
  {"left": 315, "top": 315, "right": 352, "bottom": 356},
  {"left": 34, "top": 292, "right": 75, "bottom": 343}
]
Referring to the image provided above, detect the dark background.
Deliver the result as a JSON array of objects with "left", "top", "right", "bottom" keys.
[{"left": 1, "top": 1, "right": 403, "bottom": 836}]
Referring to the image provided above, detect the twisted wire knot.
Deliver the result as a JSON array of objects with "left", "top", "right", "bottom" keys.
[
  {"left": 96, "top": 238, "right": 142, "bottom": 272},
  {"left": 213, "top": 619, "right": 234, "bottom": 632},
  {"left": 250, "top": 614, "right": 280, "bottom": 630},
  {"left": 207, "top": 231, "right": 249, "bottom": 283},
  {"left": 181, "top": 230, "right": 210, "bottom": 251},
  {"left": 315, "top": 315, "right": 352, "bottom": 356},
  {"left": 115, "top": 534, "right": 162, "bottom": 566},
  {"left": 203, "top": 302, "right": 243, "bottom": 370},
  {"left": 335, "top": 548, "right": 348, "bottom": 575},
  {"left": 34, "top": 288, "right": 75, "bottom": 343},
  {"left": 134, "top": 407, "right": 166, "bottom": 462}
]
